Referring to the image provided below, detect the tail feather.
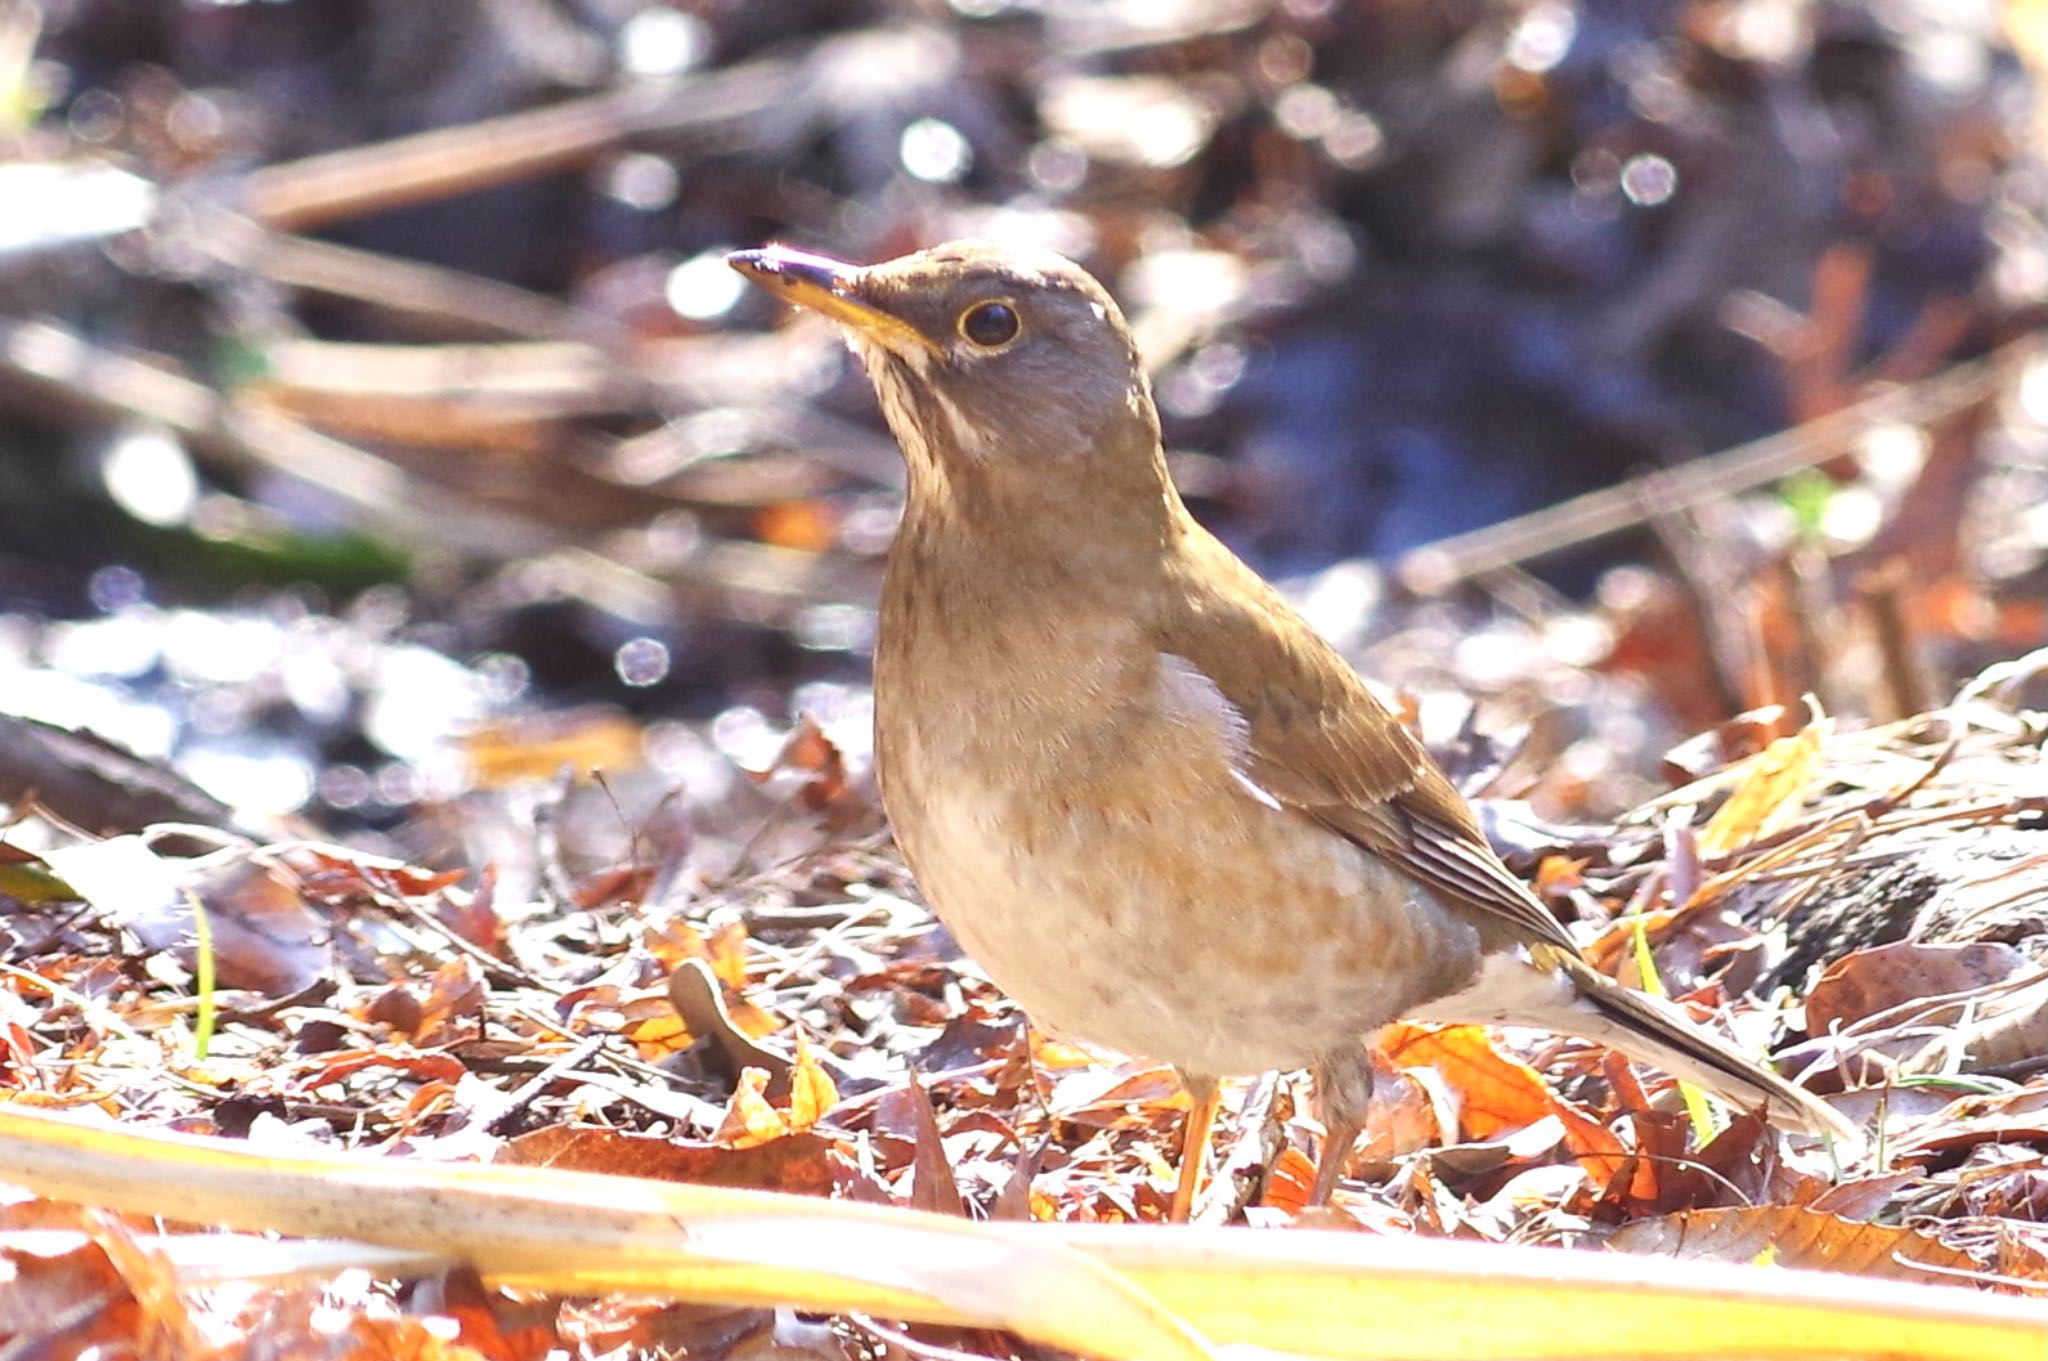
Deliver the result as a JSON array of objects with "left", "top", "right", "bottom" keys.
[
  {"left": 1412, "top": 946, "right": 1862, "bottom": 1150},
  {"left": 1560, "top": 953, "right": 1862, "bottom": 1148}
]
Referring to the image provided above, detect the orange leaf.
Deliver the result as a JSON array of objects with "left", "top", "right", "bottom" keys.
[
  {"left": 498, "top": 1124, "right": 837, "bottom": 1197},
  {"left": 622, "top": 998, "right": 692, "bottom": 1059},
  {"left": 413, "top": 957, "right": 486, "bottom": 1049},
  {"left": 785, "top": 1033, "right": 839, "bottom": 1132},
  {"left": 1534, "top": 855, "right": 1588, "bottom": 894},
  {"left": 297, "top": 1049, "right": 468, "bottom": 1090},
  {"left": 1549, "top": 1100, "right": 1639, "bottom": 1193},
  {"left": 1378, "top": 1024, "right": 1552, "bottom": 1140},
  {"left": 712, "top": 1069, "right": 790, "bottom": 1149},
  {"left": 574, "top": 864, "right": 655, "bottom": 910},
  {"left": 396, "top": 1079, "right": 458, "bottom": 1131},
  {"left": 706, "top": 919, "right": 751, "bottom": 992},
  {"left": 1260, "top": 1147, "right": 1317, "bottom": 1216},
  {"left": 646, "top": 918, "right": 710, "bottom": 971},
  {"left": 1608, "top": 1206, "right": 2013, "bottom": 1284}
]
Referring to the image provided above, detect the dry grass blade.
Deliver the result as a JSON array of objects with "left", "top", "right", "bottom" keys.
[
  {"left": 0, "top": 1106, "right": 1212, "bottom": 1361},
  {"left": 4, "top": 1107, "right": 2046, "bottom": 1360}
]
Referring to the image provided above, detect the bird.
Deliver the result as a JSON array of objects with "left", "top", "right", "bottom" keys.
[{"left": 727, "top": 240, "right": 1859, "bottom": 1218}]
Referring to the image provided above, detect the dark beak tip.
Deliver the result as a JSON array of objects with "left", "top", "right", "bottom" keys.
[{"left": 727, "top": 245, "right": 863, "bottom": 296}]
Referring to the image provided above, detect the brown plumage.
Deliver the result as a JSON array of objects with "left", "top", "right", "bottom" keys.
[{"left": 728, "top": 240, "right": 1860, "bottom": 1216}]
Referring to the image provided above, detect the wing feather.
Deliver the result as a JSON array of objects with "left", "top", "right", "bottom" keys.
[
  {"left": 1152, "top": 529, "right": 1860, "bottom": 1146},
  {"left": 1158, "top": 530, "right": 1580, "bottom": 956}
]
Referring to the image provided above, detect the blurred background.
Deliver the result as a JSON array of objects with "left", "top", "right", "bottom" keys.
[{"left": 0, "top": 0, "right": 2044, "bottom": 892}]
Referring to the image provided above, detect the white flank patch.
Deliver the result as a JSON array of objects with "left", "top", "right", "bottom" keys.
[
  {"left": 1407, "top": 947, "right": 1578, "bottom": 1029},
  {"left": 1155, "top": 653, "right": 1281, "bottom": 809}
]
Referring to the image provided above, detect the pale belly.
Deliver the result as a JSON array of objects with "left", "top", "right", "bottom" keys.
[{"left": 890, "top": 754, "right": 1485, "bottom": 1078}]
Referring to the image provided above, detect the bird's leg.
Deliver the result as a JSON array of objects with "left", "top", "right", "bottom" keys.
[
  {"left": 1169, "top": 1070, "right": 1221, "bottom": 1223},
  {"left": 1310, "top": 1045, "right": 1375, "bottom": 1205}
]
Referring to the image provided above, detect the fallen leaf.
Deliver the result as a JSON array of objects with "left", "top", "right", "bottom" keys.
[
  {"left": 785, "top": 1033, "right": 838, "bottom": 1132},
  {"left": 1696, "top": 708, "right": 1831, "bottom": 856},
  {"left": 1045, "top": 1061, "right": 1180, "bottom": 1125},
  {"left": 891, "top": 1071, "right": 963, "bottom": 1216},
  {"left": 741, "top": 714, "right": 855, "bottom": 817},
  {"left": 499, "top": 1125, "right": 835, "bottom": 1196},
  {"left": 1608, "top": 1205, "right": 2002, "bottom": 1286},
  {"left": 295, "top": 1048, "right": 469, "bottom": 1091},
  {"left": 1807, "top": 941, "right": 2027, "bottom": 1036},
  {"left": 412, "top": 957, "right": 487, "bottom": 1048},
  {"left": 1809, "top": 1172, "right": 1924, "bottom": 1220},
  {"left": 1534, "top": 856, "right": 1588, "bottom": 895},
  {"left": 1259, "top": 1147, "right": 1317, "bottom": 1216},
  {"left": 45, "top": 841, "right": 333, "bottom": 998},
  {"left": 0, "top": 1228, "right": 126, "bottom": 1338},
  {"left": 666, "top": 959, "right": 788, "bottom": 1086},
  {"left": 715, "top": 1069, "right": 790, "bottom": 1149},
  {"left": 1378, "top": 1024, "right": 1552, "bottom": 1140}
]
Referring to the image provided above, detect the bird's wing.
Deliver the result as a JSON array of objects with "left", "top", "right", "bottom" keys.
[{"left": 1160, "top": 531, "right": 1581, "bottom": 956}]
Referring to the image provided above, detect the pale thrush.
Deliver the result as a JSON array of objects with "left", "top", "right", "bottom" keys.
[{"left": 728, "top": 240, "right": 1858, "bottom": 1217}]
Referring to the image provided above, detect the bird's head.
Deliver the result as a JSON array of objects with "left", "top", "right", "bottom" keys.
[{"left": 728, "top": 241, "right": 1165, "bottom": 500}]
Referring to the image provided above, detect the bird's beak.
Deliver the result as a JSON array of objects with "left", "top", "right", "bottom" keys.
[{"left": 727, "top": 246, "right": 940, "bottom": 358}]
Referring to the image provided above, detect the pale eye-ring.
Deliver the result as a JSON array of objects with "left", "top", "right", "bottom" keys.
[{"left": 958, "top": 300, "right": 1021, "bottom": 348}]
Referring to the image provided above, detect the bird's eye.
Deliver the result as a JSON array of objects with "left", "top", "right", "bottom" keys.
[{"left": 958, "top": 300, "right": 1021, "bottom": 348}]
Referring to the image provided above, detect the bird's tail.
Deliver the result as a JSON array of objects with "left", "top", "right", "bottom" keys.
[
  {"left": 1554, "top": 950, "right": 1862, "bottom": 1149},
  {"left": 1415, "top": 945, "right": 1862, "bottom": 1150}
]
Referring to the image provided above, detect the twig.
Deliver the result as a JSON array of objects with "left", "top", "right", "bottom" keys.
[
  {"left": 199, "top": 218, "right": 620, "bottom": 344},
  {"left": 1860, "top": 560, "right": 1930, "bottom": 720},
  {"left": 0, "top": 316, "right": 549, "bottom": 553},
  {"left": 0, "top": 316, "right": 859, "bottom": 621},
  {"left": 1396, "top": 339, "right": 2030, "bottom": 593},
  {"left": 482, "top": 1033, "right": 609, "bottom": 1136},
  {"left": 239, "top": 55, "right": 808, "bottom": 231}
]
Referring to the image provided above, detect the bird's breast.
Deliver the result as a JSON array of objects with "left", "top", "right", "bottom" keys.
[{"left": 873, "top": 615, "right": 1482, "bottom": 1076}]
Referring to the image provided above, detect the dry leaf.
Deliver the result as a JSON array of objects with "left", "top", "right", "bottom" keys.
[
  {"left": 1046, "top": 1061, "right": 1181, "bottom": 1125},
  {"left": 623, "top": 995, "right": 694, "bottom": 1059},
  {"left": 895, "top": 1071, "right": 964, "bottom": 1216},
  {"left": 785, "top": 1034, "right": 838, "bottom": 1132},
  {"left": 666, "top": 959, "right": 788, "bottom": 1085},
  {"left": 0, "top": 1228, "right": 128, "bottom": 1339},
  {"left": 1696, "top": 708, "right": 1831, "bottom": 856},
  {"left": 44, "top": 841, "right": 333, "bottom": 997},
  {"left": 1533, "top": 855, "right": 1588, "bottom": 895},
  {"left": 499, "top": 1125, "right": 835, "bottom": 1197},
  {"left": 715, "top": 1068, "right": 791, "bottom": 1149},
  {"left": 1608, "top": 1205, "right": 2003, "bottom": 1286},
  {"left": 1807, "top": 941, "right": 2026, "bottom": 1036},
  {"left": 1259, "top": 1146, "right": 1317, "bottom": 1216},
  {"left": 1378, "top": 1023, "right": 1552, "bottom": 1140},
  {"left": 706, "top": 920, "right": 761, "bottom": 998}
]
